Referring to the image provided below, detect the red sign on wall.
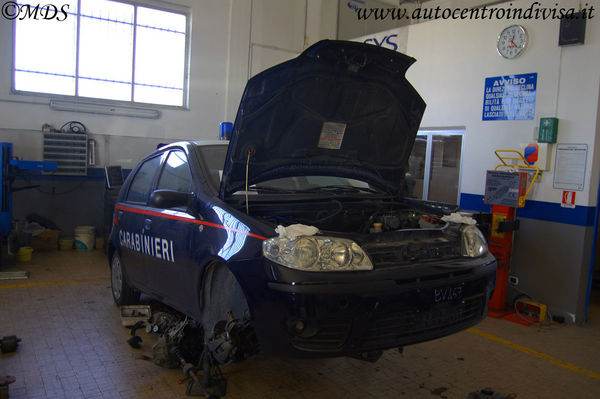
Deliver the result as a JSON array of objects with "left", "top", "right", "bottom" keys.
[{"left": 561, "top": 191, "right": 576, "bottom": 208}]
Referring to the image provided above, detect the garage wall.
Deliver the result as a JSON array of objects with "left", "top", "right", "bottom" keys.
[
  {"left": 0, "top": 0, "right": 231, "bottom": 142},
  {"left": 1, "top": 0, "right": 338, "bottom": 238},
  {"left": 0, "top": 0, "right": 337, "bottom": 143},
  {"left": 352, "top": 0, "right": 600, "bottom": 322},
  {"left": 337, "top": 0, "right": 411, "bottom": 40},
  {"left": 225, "top": 0, "right": 338, "bottom": 120}
]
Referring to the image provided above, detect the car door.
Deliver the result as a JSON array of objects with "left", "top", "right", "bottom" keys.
[
  {"left": 117, "top": 154, "right": 163, "bottom": 290},
  {"left": 143, "top": 149, "right": 197, "bottom": 311}
]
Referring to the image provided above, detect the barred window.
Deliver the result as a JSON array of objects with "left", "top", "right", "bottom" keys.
[{"left": 13, "top": 0, "right": 189, "bottom": 107}]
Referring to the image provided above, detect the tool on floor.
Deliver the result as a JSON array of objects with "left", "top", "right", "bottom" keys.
[
  {"left": 0, "top": 271, "right": 29, "bottom": 280},
  {"left": 0, "top": 335, "right": 21, "bottom": 353},
  {"left": 467, "top": 387, "right": 517, "bottom": 399},
  {"left": 126, "top": 320, "right": 146, "bottom": 349},
  {"left": 0, "top": 376, "right": 16, "bottom": 399}
]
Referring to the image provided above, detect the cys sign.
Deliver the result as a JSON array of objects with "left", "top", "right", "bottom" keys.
[{"left": 363, "top": 33, "right": 400, "bottom": 51}]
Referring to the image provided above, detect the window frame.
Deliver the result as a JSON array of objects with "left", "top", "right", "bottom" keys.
[{"left": 10, "top": 0, "right": 191, "bottom": 110}]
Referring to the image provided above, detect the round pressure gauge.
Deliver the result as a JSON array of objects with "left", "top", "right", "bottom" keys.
[{"left": 497, "top": 25, "right": 528, "bottom": 59}]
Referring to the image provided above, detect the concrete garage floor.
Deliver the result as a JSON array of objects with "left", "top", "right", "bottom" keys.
[{"left": 1, "top": 251, "right": 599, "bottom": 399}]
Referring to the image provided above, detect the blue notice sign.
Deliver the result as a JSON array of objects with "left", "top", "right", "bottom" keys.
[{"left": 482, "top": 73, "right": 537, "bottom": 121}]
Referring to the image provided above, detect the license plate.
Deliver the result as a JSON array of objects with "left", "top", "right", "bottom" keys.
[{"left": 433, "top": 284, "right": 464, "bottom": 303}]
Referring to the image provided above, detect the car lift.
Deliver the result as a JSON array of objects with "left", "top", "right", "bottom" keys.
[
  {"left": 0, "top": 142, "right": 57, "bottom": 272},
  {"left": 485, "top": 150, "right": 540, "bottom": 323}
]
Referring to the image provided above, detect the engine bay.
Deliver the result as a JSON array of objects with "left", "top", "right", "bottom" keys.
[{"left": 243, "top": 197, "right": 449, "bottom": 234}]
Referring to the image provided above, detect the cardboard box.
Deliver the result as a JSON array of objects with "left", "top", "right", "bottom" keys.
[{"left": 32, "top": 229, "right": 60, "bottom": 251}]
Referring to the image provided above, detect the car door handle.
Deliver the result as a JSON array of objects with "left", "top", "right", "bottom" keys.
[
  {"left": 116, "top": 210, "right": 124, "bottom": 221},
  {"left": 143, "top": 218, "right": 152, "bottom": 231}
]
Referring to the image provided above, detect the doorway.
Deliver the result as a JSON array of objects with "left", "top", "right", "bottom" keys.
[{"left": 405, "top": 129, "right": 464, "bottom": 204}]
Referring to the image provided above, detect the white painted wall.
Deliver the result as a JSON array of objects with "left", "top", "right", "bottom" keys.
[
  {"left": 352, "top": 0, "right": 600, "bottom": 207},
  {"left": 403, "top": 0, "right": 600, "bottom": 207},
  {"left": 0, "top": 0, "right": 338, "bottom": 147},
  {"left": 349, "top": 0, "right": 600, "bottom": 321},
  {"left": 0, "top": 0, "right": 230, "bottom": 141},
  {"left": 226, "top": 0, "right": 338, "bottom": 120}
]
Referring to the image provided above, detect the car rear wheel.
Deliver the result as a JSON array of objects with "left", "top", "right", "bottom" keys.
[{"left": 110, "top": 253, "right": 140, "bottom": 306}]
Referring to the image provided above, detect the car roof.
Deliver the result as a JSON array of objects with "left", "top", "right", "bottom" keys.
[
  {"left": 157, "top": 140, "right": 227, "bottom": 150},
  {"left": 191, "top": 140, "right": 229, "bottom": 146}
]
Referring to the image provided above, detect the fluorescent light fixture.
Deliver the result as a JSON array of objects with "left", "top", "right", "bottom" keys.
[{"left": 49, "top": 99, "right": 161, "bottom": 119}]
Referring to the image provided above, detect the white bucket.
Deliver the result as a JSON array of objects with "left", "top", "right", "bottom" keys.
[{"left": 74, "top": 226, "right": 96, "bottom": 250}]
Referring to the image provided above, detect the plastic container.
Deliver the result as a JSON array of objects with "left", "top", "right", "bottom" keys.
[
  {"left": 370, "top": 222, "right": 383, "bottom": 233},
  {"left": 16, "top": 246, "right": 33, "bottom": 262},
  {"left": 74, "top": 226, "right": 96, "bottom": 250},
  {"left": 59, "top": 237, "right": 74, "bottom": 251}
]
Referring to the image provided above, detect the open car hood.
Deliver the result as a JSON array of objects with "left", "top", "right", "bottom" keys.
[{"left": 220, "top": 40, "right": 426, "bottom": 198}]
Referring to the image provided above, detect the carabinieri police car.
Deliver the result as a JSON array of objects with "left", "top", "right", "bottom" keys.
[{"left": 108, "top": 40, "right": 496, "bottom": 367}]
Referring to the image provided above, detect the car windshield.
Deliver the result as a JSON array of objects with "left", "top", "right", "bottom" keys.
[
  {"left": 252, "top": 176, "right": 382, "bottom": 194},
  {"left": 195, "top": 144, "right": 384, "bottom": 195}
]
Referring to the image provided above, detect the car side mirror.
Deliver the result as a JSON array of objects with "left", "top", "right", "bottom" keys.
[{"left": 149, "top": 189, "right": 194, "bottom": 210}]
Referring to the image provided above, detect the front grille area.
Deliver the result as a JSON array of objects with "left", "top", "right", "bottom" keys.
[
  {"left": 290, "top": 318, "right": 352, "bottom": 351},
  {"left": 287, "top": 285, "right": 487, "bottom": 353},
  {"left": 360, "top": 293, "right": 485, "bottom": 350},
  {"left": 287, "top": 276, "right": 493, "bottom": 354},
  {"left": 364, "top": 242, "right": 462, "bottom": 268}
]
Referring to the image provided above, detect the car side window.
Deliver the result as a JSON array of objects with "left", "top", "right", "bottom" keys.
[
  {"left": 126, "top": 155, "right": 162, "bottom": 203},
  {"left": 157, "top": 150, "right": 192, "bottom": 193}
]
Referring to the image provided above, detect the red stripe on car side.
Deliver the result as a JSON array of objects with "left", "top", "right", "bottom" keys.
[{"left": 115, "top": 204, "right": 267, "bottom": 241}]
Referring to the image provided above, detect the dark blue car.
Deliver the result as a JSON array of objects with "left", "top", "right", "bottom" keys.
[{"left": 108, "top": 40, "right": 496, "bottom": 362}]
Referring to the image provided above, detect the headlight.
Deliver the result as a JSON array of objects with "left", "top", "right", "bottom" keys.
[
  {"left": 263, "top": 236, "right": 373, "bottom": 272},
  {"left": 461, "top": 225, "right": 488, "bottom": 257}
]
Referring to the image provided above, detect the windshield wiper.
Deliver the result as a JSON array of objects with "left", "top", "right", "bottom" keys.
[
  {"left": 293, "top": 185, "right": 382, "bottom": 194},
  {"left": 247, "top": 186, "right": 297, "bottom": 194}
]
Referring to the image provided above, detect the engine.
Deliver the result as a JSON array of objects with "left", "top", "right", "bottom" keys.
[{"left": 248, "top": 198, "right": 447, "bottom": 234}]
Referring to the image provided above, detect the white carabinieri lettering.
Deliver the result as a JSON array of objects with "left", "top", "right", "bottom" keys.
[{"left": 118, "top": 229, "right": 175, "bottom": 263}]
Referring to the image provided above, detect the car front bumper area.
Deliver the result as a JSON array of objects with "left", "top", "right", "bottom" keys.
[{"left": 237, "top": 254, "right": 496, "bottom": 357}]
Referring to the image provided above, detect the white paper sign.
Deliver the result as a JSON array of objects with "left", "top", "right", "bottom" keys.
[{"left": 553, "top": 144, "right": 587, "bottom": 191}]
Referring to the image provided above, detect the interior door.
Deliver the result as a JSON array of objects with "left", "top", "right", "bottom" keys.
[
  {"left": 405, "top": 130, "right": 464, "bottom": 204},
  {"left": 428, "top": 134, "right": 463, "bottom": 203}
]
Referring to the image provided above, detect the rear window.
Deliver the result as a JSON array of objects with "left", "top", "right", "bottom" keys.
[{"left": 195, "top": 145, "right": 228, "bottom": 190}]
